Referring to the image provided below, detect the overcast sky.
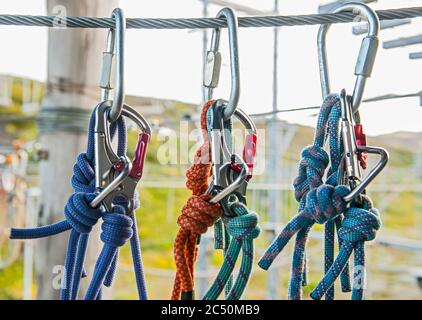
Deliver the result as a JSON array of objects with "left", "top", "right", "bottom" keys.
[{"left": 0, "top": 0, "right": 421, "bottom": 135}]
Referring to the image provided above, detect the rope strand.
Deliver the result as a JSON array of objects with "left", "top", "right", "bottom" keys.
[{"left": 171, "top": 100, "right": 223, "bottom": 300}]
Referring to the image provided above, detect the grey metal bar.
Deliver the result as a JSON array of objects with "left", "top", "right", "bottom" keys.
[
  {"left": 409, "top": 51, "right": 422, "bottom": 59},
  {"left": 318, "top": 0, "right": 377, "bottom": 14},
  {"left": 383, "top": 34, "right": 422, "bottom": 49}
]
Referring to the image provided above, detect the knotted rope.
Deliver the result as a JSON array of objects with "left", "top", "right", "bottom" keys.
[
  {"left": 311, "top": 196, "right": 381, "bottom": 300},
  {"left": 84, "top": 205, "right": 133, "bottom": 299},
  {"left": 258, "top": 95, "right": 351, "bottom": 299},
  {"left": 172, "top": 100, "right": 223, "bottom": 300},
  {"left": 204, "top": 202, "right": 260, "bottom": 300},
  {"left": 201, "top": 101, "right": 260, "bottom": 300},
  {"left": 10, "top": 104, "right": 148, "bottom": 300}
]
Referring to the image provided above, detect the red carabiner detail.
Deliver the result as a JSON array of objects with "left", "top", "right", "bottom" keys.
[
  {"left": 243, "top": 132, "right": 257, "bottom": 179},
  {"left": 230, "top": 133, "right": 257, "bottom": 180},
  {"left": 354, "top": 124, "right": 367, "bottom": 170},
  {"left": 113, "top": 132, "right": 150, "bottom": 179},
  {"left": 130, "top": 132, "right": 150, "bottom": 178}
]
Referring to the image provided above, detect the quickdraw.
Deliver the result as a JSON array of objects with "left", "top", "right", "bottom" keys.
[
  {"left": 9, "top": 8, "right": 151, "bottom": 300},
  {"left": 172, "top": 7, "right": 260, "bottom": 300},
  {"left": 10, "top": 102, "right": 151, "bottom": 300},
  {"left": 203, "top": 101, "right": 259, "bottom": 300},
  {"left": 310, "top": 90, "right": 387, "bottom": 300},
  {"left": 258, "top": 2, "right": 389, "bottom": 300},
  {"left": 171, "top": 99, "right": 259, "bottom": 301}
]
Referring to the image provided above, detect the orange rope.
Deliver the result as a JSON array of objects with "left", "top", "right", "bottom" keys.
[{"left": 171, "top": 100, "right": 223, "bottom": 300}]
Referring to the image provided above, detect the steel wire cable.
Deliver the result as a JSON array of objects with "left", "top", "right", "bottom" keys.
[{"left": 0, "top": 7, "right": 420, "bottom": 29}]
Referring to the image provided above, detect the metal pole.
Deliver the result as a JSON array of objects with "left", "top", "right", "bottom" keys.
[
  {"left": 267, "top": 0, "right": 280, "bottom": 300},
  {"left": 409, "top": 51, "right": 422, "bottom": 60},
  {"left": 23, "top": 187, "right": 40, "bottom": 300},
  {"left": 318, "top": 0, "right": 377, "bottom": 14},
  {"left": 383, "top": 35, "right": 422, "bottom": 49}
]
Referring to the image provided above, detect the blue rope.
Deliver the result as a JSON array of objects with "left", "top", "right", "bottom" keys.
[
  {"left": 10, "top": 104, "right": 148, "bottom": 300},
  {"left": 258, "top": 95, "right": 351, "bottom": 299},
  {"left": 84, "top": 205, "right": 133, "bottom": 299}
]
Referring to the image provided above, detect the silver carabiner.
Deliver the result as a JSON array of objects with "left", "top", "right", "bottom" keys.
[
  {"left": 99, "top": 8, "right": 126, "bottom": 123},
  {"left": 93, "top": 101, "right": 151, "bottom": 212},
  {"left": 317, "top": 2, "right": 380, "bottom": 113},
  {"left": 206, "top": 99, "right": 257, "bottom": 206},
  {"left": 339, "top": 89, "right": 361, "bottom": 189},
  {"left": 208, "top": 99, "right": 256, "bottom": 190},
  {"left": 338, "top": 89, "right": 389, "bottom": 203},
  {"left": 204, "top": 7, "right": 240, "bottom": 121},
  {"left": 209, "top": 154, "right": 248, "bottom": 204}
]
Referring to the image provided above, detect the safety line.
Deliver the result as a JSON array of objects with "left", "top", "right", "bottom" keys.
[{"left": 0, "top": 7, "right": 421, "bottom": 29}]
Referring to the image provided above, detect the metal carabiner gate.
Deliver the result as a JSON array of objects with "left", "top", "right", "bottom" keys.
[
  {"left": 204, "top": 7, "right": 240, "bottom": 120},
  {"left": 91, "top": 101, "right": 151, "bottom": 212},
  {"left": 100, "top": 8, "right": 126, "bottom": 122},
  {"left": 318, "top": 2, "right": 380, "bottom": 113}
]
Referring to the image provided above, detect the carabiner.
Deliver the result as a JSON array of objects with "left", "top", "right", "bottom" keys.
[
  {"left": 339, "top": 89, "right": 361, "bottom": 189},
  {"left": 338, "top": 89, "right": 389, "bottom": 203},
  {"left": 99, "top": 8, "right": 126, "bottom": 123},
  {"left": 204, "top": 7, "right": 240, "bottom": 120},
  {"left": 206, "top": 100, "right": 256, "bottom": 207},
  {"left": 209, "top": 154, "right": 248, "bottom": 205},
  {"left": 317, "top": 2, "right": 380, "bottom": 113},
  {"left": 93, "top": 101, "right": 151, "bottom": 212}
]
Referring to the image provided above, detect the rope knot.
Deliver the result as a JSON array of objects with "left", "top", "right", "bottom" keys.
[
  {"left": 71, "top": 153, "right": 95, "bottom": 193},
  {"left": 177, "top": 194, "right": 222, "bottom": 235},
  {"left": 64, "top": 193, "right": 102, "bottom": 234},
  {"left": 302, "top": 184, "right": 349, "bottom": 224},
  {"left": 185, "top": 146, "right": 211, "bottom": 194},
  {"left": 224, "top": 203, "right": 261, "bottom": 240},
  {"left": 100, "top": 207, "right": 134, "bottom": 247},
  {"left": 293, "top": 146, "right": 329, "bottom": 201},
  {"left": 339, "top": 200, "right": 381, "bottom": 243}
]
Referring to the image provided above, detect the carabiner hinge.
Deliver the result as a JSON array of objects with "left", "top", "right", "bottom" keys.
[{"left": 354, "top": 123, "right": 368, "bottom": 170}]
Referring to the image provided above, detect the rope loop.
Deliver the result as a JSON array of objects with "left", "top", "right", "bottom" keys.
[
  {"left": 64, "top": 193, "right": 102, "bottom": 234},
  {"left": 293, "top": 145, "right": 329, "bottom": 202},
  {"left": 100, "top": 208, "right": 134, "bottom": 247},
  {"left": 224, "top": 203, "right": 260, "bottom": 240},
  {"left": 339, "top": 197, "right": 381, "bottom": 243},
  {"left": 303, "top": 184, "right": 349, "bottom": 224},
  {"left": 177, "top": 194, "right": 222, "bottom": 235},
  {"left": 71, "top": 153, "right": 95, "bottom": 193}
]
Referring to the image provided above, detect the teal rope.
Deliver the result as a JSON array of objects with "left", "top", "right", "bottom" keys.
[
  {"left": 258, "top": 94, "right": 352, "bottom": 299},
  {"left": 204, "top": 202, "right": 260, "bottom": 300},
  {"left": 310, "top": 196, "right": 381, "bottom": 300}
]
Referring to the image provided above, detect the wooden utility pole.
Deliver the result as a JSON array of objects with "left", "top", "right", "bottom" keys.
[{"left": 37, "top": 0, "right": 116, "bottom": 299}]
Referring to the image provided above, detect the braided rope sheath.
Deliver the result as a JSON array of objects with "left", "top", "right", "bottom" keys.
[
  {"left": 84, "top": 206, "right": 134, "bottom": 299},
  {"left": 258, "top": 95, "right": 351, "bottom": 300},
  {"left": 0, "top": 7, "right": 420, "bottom": 29},
  {"left": 204, "top": 202, "right": 260, "bottom": 300},
  {"left": 310, "top": 196, "right": 381, "bottom": 300},
  {"left": 171, "top": 100, "right": 223, "bottom": 300}
]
